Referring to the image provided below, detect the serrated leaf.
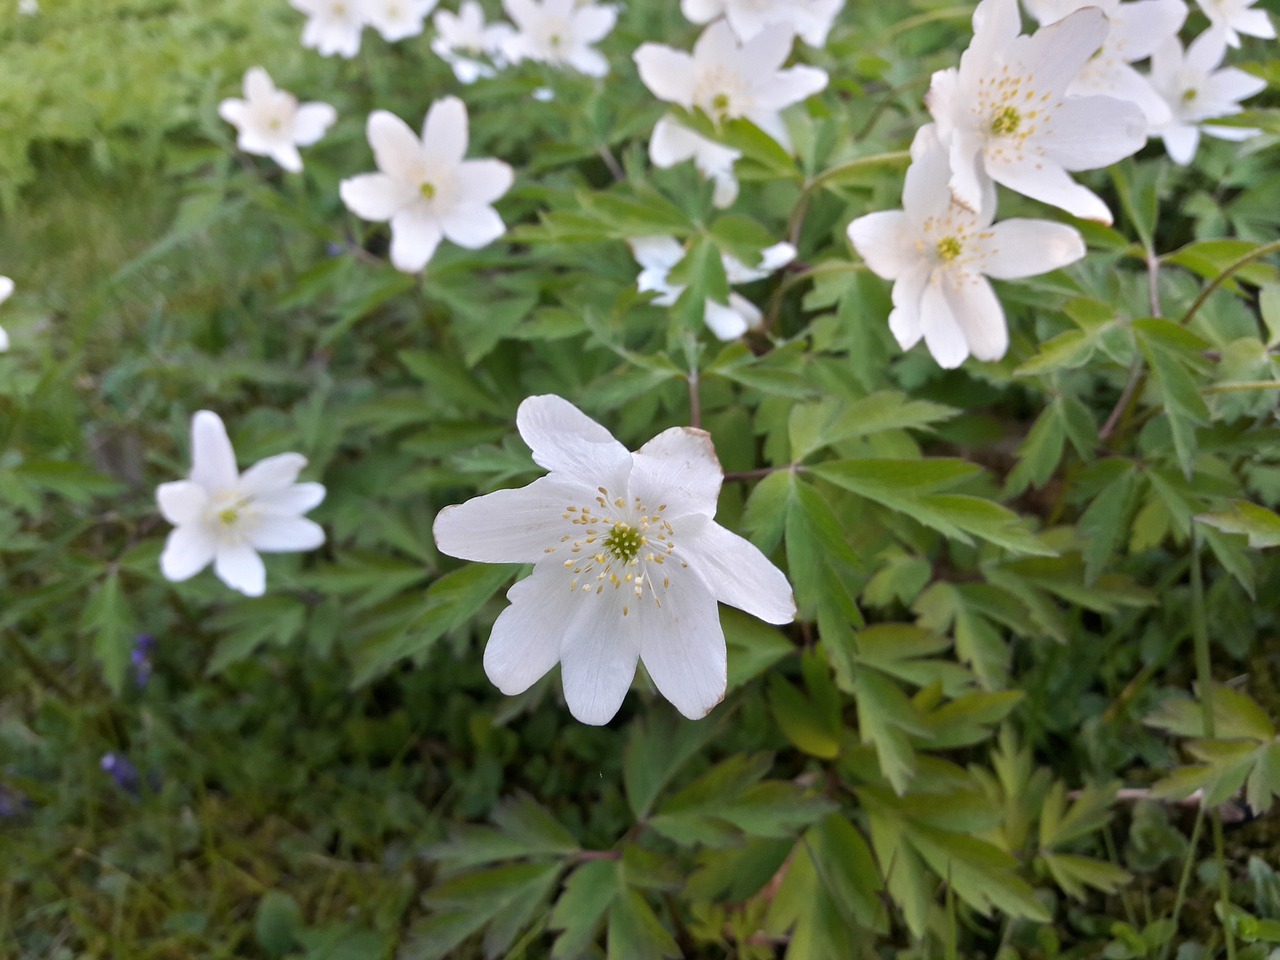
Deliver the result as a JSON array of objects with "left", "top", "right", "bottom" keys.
[
  {"left": 1042, "top": 852, "right": 1132, "bottom": 901},
  {"left": 430, "top": 792, "right": 580, "bottom": 872},
  {"left": 1197, "top": 500, "right": 1280, "bottom": 548},
  {"left": 606, "top": 889, "right": 680, "bottom": 960},
  {"left": 207, "top": 596, "right": 307, "bottom": 674},
  {"left": 624, "top": 708, "right": 721, "bottom": 820},
  {"left": 82, "top": 570, "right": 135, "bottom": 695}
]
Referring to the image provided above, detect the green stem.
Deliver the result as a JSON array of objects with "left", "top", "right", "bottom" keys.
[
  {"left": 1158, "top": 807, "right": 1206, "bottom": 960},
  {"left": 3, "top": 628, "right": 76, "bottom": 700},
  {"left": 1200, "top": 380, "right": 1280, "bottom": 394},
  {"left": 1177, "top": 237, "right": 1280, "bottom": 329},
  {"left": 803, "top": 150, "right": 911, "bottom": 196}
]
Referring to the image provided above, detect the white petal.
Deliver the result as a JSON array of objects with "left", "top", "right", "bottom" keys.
[
  {"left": 455, "top": 158, "right": 514, "bottom": 206},
  {"left": 440, "top": 203, "right": 506, "bottom": 249},
  {"left": 484, "top": 562, "right": 577, "bottom": 695},
  {"left": 340, "top": 173, "right": 416, "bottom": 222},
  {"left": 1042, "top": 96, "right": 1146, "bottom": 171},
  {"left": 255, "top": 482, "right": 326, "bottom": 516},
  {"left": 702, "top": 298, "right": 752, "bottom": 340},
  {"left": 238, "top": 452, "right": 307, "bottom": 498},
  {"left": 649, "top": 116, "right": 697, "bottom": 167},
  {"left": 244, "top": 66, "right": 275, "bottom": 102},
  {"left": 711, "top": 170, "right": 739, "bottom": 207},
  {"left": 190, "top": 411, "right": 238, "bottom": 492},
  {"left": 941, "top": 273, "right": 1008, "bottom": 363},
  {"left": 848, "top": 210, "right": 918, "bottom": 281},
  {"left": 919, "top": 277, "right": 970, "bottom": 369},
  {"left": 516, "top": 395, "right": 631, "bottom": 478},
  {"left": 988, "top": 154, "right": 1113, "bottom": 224},
  {"left": 982, "top": 219, "right": 1085, "bottom": 279},
  {"left": 269, "top": 144, "right": 304, "bottom": 174},
  {"left": 214, "top": 541, "right": 267, "bottom": 596},
  {"left": 157, "top": 480, "right": 209, "bottom": 526},
  {"left": 636, "top": 571, "right": 727, "bottom": 720},
  {"left": 0, "top": 276, "right": 13, "bottom": 304},
  {"left": 559, "top": 592, "right": 641, "bottom": 724},
  {"left": 676, "top": 518, "right": 795, "bottom": 624},
  {"left": 573, "top": 5, "right": 616, "bottom": 43},
  {"left": 629, "top": 235, "right": 684, "bottom": 272},
  {"left": 0, "top": 326, "right": 8, "bottom": 351},
  {"left": 634, "top": 44, "right": 696, "bottom": 105},
  {"left": 751, "top": 65, "right": 828, "bottom": 113},
  {"left": 681, "top": 0, "right": 724, "bottom": 23},
  {"left": 368, "top": 110, "right": 426, "bottom": 182},
  {"left": 293, "top": 102, "right": 337, "bottom": 146},
  {"left": 888, "top": 268, "right": 929, "bottom": 351},
  {"left": 567, "top": 47, "right": 609, "bottom": 78},
  {"left": 422, "top": 96, "right": 469, "bottom": 167},
  {"left": 433, "top": 476, "right": 586, "bottom": 563},
  {"left": 389, "top": 206, "right": 444, "bottom": 272},
  {"left": 218, "top": 98, "right": 249, "bottom": 129},
  {"left": 248, "top": 516, "right": 326, "bottom": 552},
  {"left": 1161, "top": 125, "right": 1200, "bottom": 164},
  {"left": 1016, "top": 7, "right": 1108, "bottom": 94},
  {"left": 160, "top": 525, "right": 217, "bottom": 582},
  {"left": 629, "top": 427, "right": 723, "bottom": 519}
]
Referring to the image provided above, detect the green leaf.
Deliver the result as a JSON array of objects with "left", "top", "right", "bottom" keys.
[
  {"left": 430, "top": 792, "right": 580, "bottom": 872},
  {"left": 551, "top": 860, "right": 617, "bottom": 960},
  {"left": 254, "top": 891, "right": 302, "bottom": 959},
  {"left": 607, "top": 889, "right": 680, "bottom": 960},
  {"left": 577, "top": 188, "right": 690, "bottom": 236},
  {"left": 1197, "top": 500, "right": 1280, "bottom": 548},
  {"left": 1042, "top": 853, "right": 1132, "bottom": 902},
  {"left": 852, "top": 669, "right": 927, "bottom": 793},
  {"left": 624, "top": 708, "right": 721, "bottom": 820},
  {"left": 1079, "top": 466, "right": 1140, "bottom": 584},
  {"left": 1134, "top": 318, "right": 1212, "bottom": 478},
  {"left": 81, "top": 569, "right": 135, "bottom": 695},
  {"left": 207, "top": 596, "right": 307, "bottom": 674},
  {"left": 768, "top": 652, "right": 842, "bottom": 760}
]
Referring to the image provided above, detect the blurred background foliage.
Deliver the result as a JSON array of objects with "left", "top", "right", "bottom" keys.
[{"left": 3, "top": 0, "right": 1280, "bottom": 957}]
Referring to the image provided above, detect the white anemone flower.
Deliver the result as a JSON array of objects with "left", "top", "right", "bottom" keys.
[
  {"left": 0, "top": 276, "right": 13, "bottom": 351},
  {"left": 433, "top": 395, "right": 795, "bottom": 725},
  {"left": 157, "top": 411, "right": 326, "bottom": 597},
  {"left": 340, "top": 97, "right": 514, "bottom": 273},
  {"left": 1149, "top": 29, "right": 1267, "bottom": 164},
  {"left": 680, "top": 0, "right": 845, "bottom": 48},
  {"left": 365, "top": 0, "right": 438, "bottom": 41},
  {"left": 634, "top": 20, "right": 828, "bottom": 151},
  {"left": 926, "top": 0, "right": 1146, "bottom": 223},
  {"left": 1023, "top": 0, "right": 1187, "bottom": 125},
  {"left": 217, "top": 67, "right": 337, "bottom": 174},
  {"left": 501, "top": 0, "right": 617, "bottom": 77},
  {"left": 649, "top": 116, "right": 742, "bottom": 208},
  {"left": 1195, "top": 0, "right": 1275, "bottom": 47},
  {"left": 290, "top": 0, "right": 367, "bottom": 58},
  {"left": 629, "top": 235, "right": 795, "bottom": 340},
  {"left": 432, "top": 1, "right": 516, "bottom": 83},
  {"left": 847, "top": 125, "right": 1086, "bottom": 369}
]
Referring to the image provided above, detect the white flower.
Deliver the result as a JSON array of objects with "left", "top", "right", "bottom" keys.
[
  {"left": 432, "top": 395, "right": 794, "bottom": 724},
  {"left": 1023, "top": 0, "right": 1188, "bottom": 125},
  {"left": 1149, "top": 29, "right": 1267, "bottom": 164},
  {"left": 291, "top": 0, "right": 367, "bottom": 58},
  {"left": 680, "top": 0, "right": 845, "bottom": 48},
  {"left": 18, "top": 0, "right": 37, "bottom": 14},
  {"left": 432, "top": 1, "right": 516, "bottom": 83},
  {"left": 0, "top": 276, "right": 13, "bottom": 351},
  {"left": 926, "top": 0, "right": 1147, "bottom": 223},
  {"left": 847, "top": 125, "right": 1086, "bottom": 369},
  {"left": 365, "top": 0, "right": 438, "bottom": 41},
  {"left": 629, "top": 235, "right": 795, "bottom": 340},
  {"left": 634, "top": 20, "right": 828, "bottom": 151},
  {"left": 1195, "top": 0, "right": 1275, "bottom": 47},
  {"left": 217, "top": 67, "right": 337, "bottom": 174},
  {"left": 648, "top": 116, "right": 742, "bottom": 208},
  {"left": 339, "top": 97, "right": 514, "bottom": 273},
  {"left": 501, "top": 0, "right": 616, "bottom": 77},
  {"left": 157, "top": 411, "right": 326, "bottom": 597}
]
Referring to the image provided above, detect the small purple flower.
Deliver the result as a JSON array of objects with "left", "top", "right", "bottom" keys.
[
  {"left": 101, "top": 752, "right": 142, "bottom": 795},
  {"left": 130, "top": 634, "right": 155, "bottom": 688},
  {"left": 0, "top": 783, "right": 28, "bottom": 818}
]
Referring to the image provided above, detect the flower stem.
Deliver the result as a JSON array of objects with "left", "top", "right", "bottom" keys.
[{"left": 1178, "top": 237, "right": 1280, "bottom": 329}]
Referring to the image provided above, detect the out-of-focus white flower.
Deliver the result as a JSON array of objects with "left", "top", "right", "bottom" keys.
[
  {"left": 635, "top": 20, "right": 828, "bottom": 150},
  {"left": 217, "top": 67, "right": 337, "bottom": 173},
  {"left": 433, "top": 394, "right": 795, "bottom": 725},
  {"left": 648, "top": 116, "right": 741, "bottom": 208},
  {"left": 1023, "top": 0, "right": 1187, "bottom": 125},
  {"left": 365, "top": 0, "right": 439, "bottom": 41},
  {"left": 501, "top": 0, "right": 616, "bottom": 76},
  {"left": 291, "top": 0, "right": 367, "bottom": 58},
  {"left": 847, "top": 125, "right": 1086, "bottom": 369},
  {"left": 1149, "top": 29, "right": 1267, "bottom": 164},
  {"left": 18, "top": 0, "right": 38, "bottom": 15},
  {"left": 340, "top": 97, "right": 514, "bottom": 273},
  {"left": 629, "top": 235, "right": 795, "bottom": 340},
  {"left": 1195, "top": 0, "right": 1275, "bottom": 47},
  {"left": 157, "top": 411, "right": 325, "bottom": 597},
  {"left": 680, "top": 0, "right": 844, "bottom": 47},
  {"left": 0, "top": 276, "right": 12, "bottom": 351},
  {"left": 432, "top": 0, "right": 516, "bottom": 83},
  {"left": 927, "top": 0, "right": 1146, "bottom": 223}
]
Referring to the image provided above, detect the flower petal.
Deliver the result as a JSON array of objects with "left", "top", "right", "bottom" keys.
[
  {"left": 848, "top": 210, "right": 917, "bottom": 281},
  {"left": 422, "top": 96, "right": 469, "bottom": 167},
  {"left": 255, "top": 482, "right": 326, "bottom": 516},
  {"left": 484, "top": 561, "right": 577, "bottom": 695},
  {"left": 160, "top": 525, "right": 217, "bottom": 582},
  {"left": 248, "top": 516, "right": 326, "bottom": 552},
  {"left": 559, "top": 591, "right": 641, "bottom": 725},
  {"left": 157, "top": 480, "right": 209, "bottom": 526},
  {"left": 634, "top": 43, "right": 696, "bottom": 105},
  {"left": 516, "top": 395, "right": 631, "bottom": 478},
  {"left": 888, "top": 267, "right": 929, "bottom": 351},
  {"left": 238, "top": 452, "right": 308, "bottom": 498},
  {"left": 440, "top": 203, "right": 506, "bottom": 249},
  {"left": 941, "top": 273, "right": 1008, "bottom": 363},
  {"left": 987, "top": 153, "right": 1113, "bottom": 224},
  {"left": 919, "top": 275, "right": 970, "bottom": 368},
  {"left": 629, "top": 426, "right": 723, "bottom": 520},
  {"left": 214, "top": 541, "right": 267, "bottom": 596},
  {"left": 293, "top": 102, "right": 337, "bottom": 146},
  {"left": 340, "top": 172, "right": 416, "bottom": 222},
  {"left": 190, "top": 411, "right": 238, "bottom": 492},
  {"left": 675, "top": 519, "right": 795, "bottom": 624},
  {"left": 455, "top": 158, "right": 514, "bottom": 206},
  {"left": 702, "top": 297, "right": 755, "bottom": 340},
  {"left": 982, "top": 219, "right": 1085, "bottom": 279},
  {"left": 636, "top": 571, "right": 726, "bottom": 720},
  {"left": 1042, "top": 96, "right": 1146, "bottom": 171},
  {"left": 433, "top": 475, "right": 587, "bottom": 563},
  {"left": 368, "top": 110, "right": 425, "bottom": 182},
  {"left": 389, "top": 206, "right": 444, "bottom": 272}
]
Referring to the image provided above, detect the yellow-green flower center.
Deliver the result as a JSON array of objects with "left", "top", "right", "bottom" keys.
[
  {"left": 603, "top": 522, "right": 644, "bottom": 563},
  {"left": 711, "top": 92, "right": 731, "bottom": 117},
  {"left": 219, "top": 507, "right": 240, "bottom": 526},
  {"left": 936, "top": 236, "right": 962, "bottom": 261},
  {"left": 1182, "top": 87, "right": 1198, "bottom": 104},
  {"left": 990, "top": 106, "right": 1021, "bottom": 136},
  {"left": 420, "top": 181, "right": 437, "bottom": 200}
]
